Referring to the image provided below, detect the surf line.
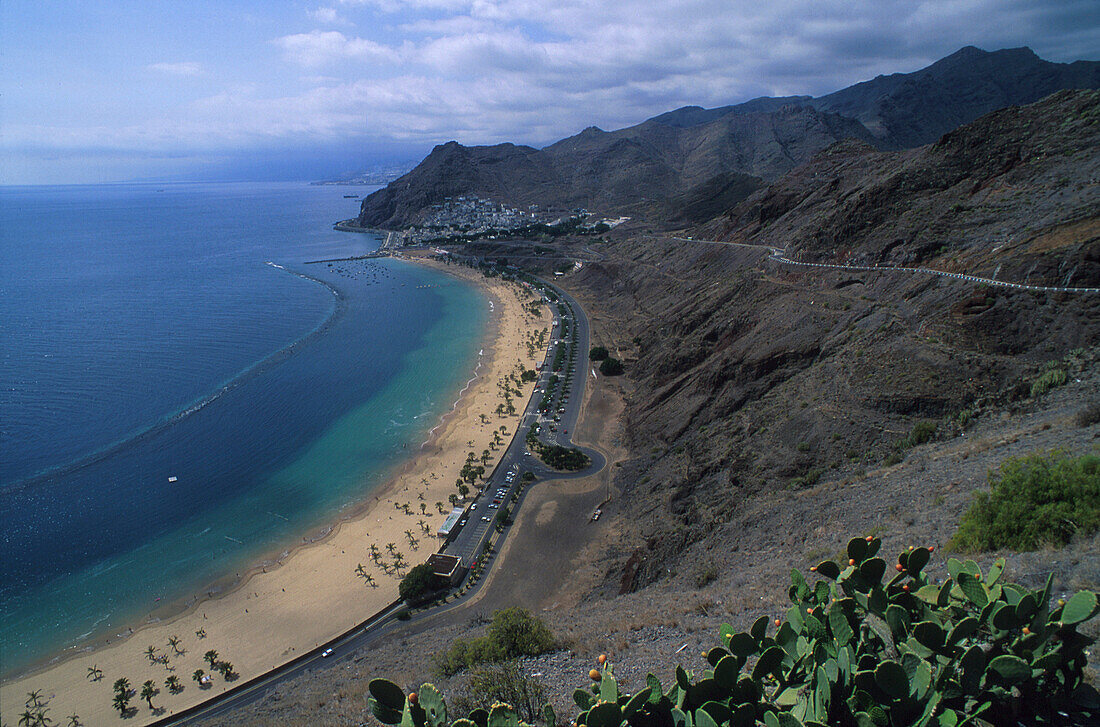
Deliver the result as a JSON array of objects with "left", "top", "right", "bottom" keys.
[
  {"left": 421, "top": 351, "right": 486, "bottom": 449},
  {"left": 5, "top": 262, "right": 344, "bottom": 497}
]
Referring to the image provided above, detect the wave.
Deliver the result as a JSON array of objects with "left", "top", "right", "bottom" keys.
[{"left": 1, "top": 264, "right": 343, "bottom": 497}]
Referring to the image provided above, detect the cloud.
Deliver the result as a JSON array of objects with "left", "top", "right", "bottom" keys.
[
  {"left": 161, "top": 1, "right": 1100, "bottom": 153},
  {"left": 9, "top": 0, "right": 1100, "bottom": 183},
  {"left": 308, "top": 6, "right": 351, "bottom": 26},
  {"left": 148, "top": 62, "right": 203, "bottom": 76},
  {"left": 274, "top": 30, "right": 401, "bottom": 67}
]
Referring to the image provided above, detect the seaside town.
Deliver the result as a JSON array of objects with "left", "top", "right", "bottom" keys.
[{"left": 371, "top": 195, "right": 626, "bottom": 247}]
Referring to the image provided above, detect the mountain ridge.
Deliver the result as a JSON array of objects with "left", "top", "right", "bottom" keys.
[{"left": 357, "top": 46, "right": 1099, "bottom": 229}]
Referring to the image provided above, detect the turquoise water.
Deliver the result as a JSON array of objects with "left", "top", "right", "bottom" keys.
[{"left": 0, "top": 183, "right": 486, "bottom": 675}]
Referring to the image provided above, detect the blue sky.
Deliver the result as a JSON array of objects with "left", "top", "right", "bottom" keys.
[{"left": 2, "top": 0, "right": 1098, "bottom": 184}]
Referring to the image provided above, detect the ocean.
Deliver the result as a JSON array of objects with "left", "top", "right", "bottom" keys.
[{"left": 0, "top": 182, "right": 486, "bottom": 676}]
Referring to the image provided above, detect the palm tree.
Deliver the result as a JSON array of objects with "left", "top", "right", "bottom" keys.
[
  {"left": 144, "top": 645, "right": 158, "bottom": 663},
  {"left": 420, "top": 502, "right": 428, "bottom": 514},
  {"left": 25, "top": 690, "right": 44, "bottom": 708},
  {"left": 66, "top": 714, "right": 82, "bottom": 727},
  {"left": 112, "top": 678, "right": 132, "bottom": 715},
  {"left": 192, "top": 669, "right": 206, "bottom": 686},
  {"left": 368, "top": 543, "right": 380, "bottom": 557},
  {"left": 86, "top": 664, "right": 103, "bottom": 682},
  {"left": 364, "top": 573, "right": 376, "bottom": 587},
  {"left": 18, "top": 711, "right": 36, "bottom": 727},
  {"left": 386, "top": 542, "right": 397, "bottom": 555},
  {"left": 165, "top": 675, "right": 183, "bottom": 694},
  {"left": 435, "top": 501, "right": 445, "bottom": 513},
  {"left": 203, "top": 649, "right": 219, "bottom": 669},
  {"left": 140, "top": 680, "right": 157, "bottom": 709},
  {"left": 449, "top": 494, "right": 459, "bottom": 507},
  {"left": 195, "top": 627, "right": 207, "bottom": 639},
  {"left": 355, "top": 562, "right": 367, "bottom": 579},
  {"left": 167, "top": 635, "right": 184, "bottom": 655}
]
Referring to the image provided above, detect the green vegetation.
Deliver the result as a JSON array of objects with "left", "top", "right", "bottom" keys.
[
  {"left": 433, "top": 607, "right": 556, "bottom": 677},
  {"left": 599, "top": 357, "right": 624, "bottom": 376},
  {"left": 452, "top": 662, "right": 550, "bottom": 724},
  {"left": 902, "top": 421, "right": 937, "bottom": 448},
  {"left": 370, "top": 537, "right": 1100, "bottom": 727},
  {"left": 533, "top": 443, "right": 590, "bottom": 471},
  {"left": 1030, "top": 361, "right": 1067, "bottom": 398},
  {"left": 950, "top": 451, "right": 1100, "bottom": 552},
  {"left": 884, "top": 421, "right": 938, "bottom": 466},
  {"left": 399, "top": 563, "right": 444, "bottom": 604},
  {"left": 589, "top": 346, "right": 609, "bottom": 361}
]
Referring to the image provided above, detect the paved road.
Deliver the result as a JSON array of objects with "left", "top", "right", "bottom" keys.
[
  {"left": 161, "top": 272, "right": 602, "bottom": 726},
  {"left": 444, "top": 276, "right": 602, "bottom": 565},
  {"left": 667, "top": 236, "right": 1100, "bottom": 294}
]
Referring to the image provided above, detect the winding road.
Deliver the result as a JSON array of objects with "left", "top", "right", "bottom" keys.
[{"left": 668, "top": 237, "right": 1100, "bottom": 294}]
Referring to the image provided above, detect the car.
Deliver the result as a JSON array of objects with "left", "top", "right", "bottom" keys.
[
  {"left": 470, "top": 503, "right": 477, "bottom": 510},
  {"left": 481, "top": 516, "right": 491, "bottom": 521},
  {"left": 488, "top": 503, "right": 499, "bottom": 509},
  {"left": 321, "top": 648, "right": 334, "bottom": 658}
]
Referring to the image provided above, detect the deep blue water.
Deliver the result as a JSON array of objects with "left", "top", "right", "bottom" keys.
[{"left": 0, "top": 182, "right": 486, "bottom": 675}]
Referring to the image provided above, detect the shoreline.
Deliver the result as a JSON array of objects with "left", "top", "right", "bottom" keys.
[{"left": 0, "top": 258, "right": 548, "bottom": 725}]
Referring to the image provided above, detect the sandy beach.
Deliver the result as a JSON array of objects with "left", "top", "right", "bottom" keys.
[{"left": 1, "top": 258, "right": 548, "bottom": 725}]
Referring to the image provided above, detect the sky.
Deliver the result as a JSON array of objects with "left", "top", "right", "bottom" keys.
[{"left": 2, "top": 0, "right": 1098, "bottom": 184}]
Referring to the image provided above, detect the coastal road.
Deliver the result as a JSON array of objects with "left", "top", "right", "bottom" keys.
[
  {"left": 161, "top": 270, "right": 602, "bottom": 726},
  {"left": 443, "top": 276, "right": 602, "bottom": 566}
]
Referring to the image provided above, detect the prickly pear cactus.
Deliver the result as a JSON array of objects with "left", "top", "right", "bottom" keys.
[{"left": 371, "top": 538, "right": 1100, "bottom": 727}]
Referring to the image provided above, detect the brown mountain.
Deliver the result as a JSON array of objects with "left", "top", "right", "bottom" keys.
[{"left": 358, "top": 47, "right": 1098, "bottom": 229}]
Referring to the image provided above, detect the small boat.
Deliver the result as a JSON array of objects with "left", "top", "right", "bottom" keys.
[
  {"left": 344, "top": 194, "right": 359, "bottom": 198},
  {"left": 168, "top": 476, "right": 178, "bottom": 483}
]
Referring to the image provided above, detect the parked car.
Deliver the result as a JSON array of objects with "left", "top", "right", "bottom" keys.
[{"left": 321, "top": 648, "right": 334, "bottom": 657}]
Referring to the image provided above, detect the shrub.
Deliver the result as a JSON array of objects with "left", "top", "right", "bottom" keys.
[
  {"left": 903, "top": 420, "right": 937, "bottom": 448},
  {"left": 451, "top": 662, "right": 549, "bottom": 724},
  {"left": 370, "top": 537, "right": 1100, "bottom": 727},
  {"left": 950, "top": 451, "right": 1100, "bottom": 552},
  {"left": 588, "top": 346, "right": 609, "bottom": 361},
  {"left": 433, "top": 607, "right": 555, "bottom": 677},
  {"left": 599, "top": 357, "right": 624, "bottom": 376},
  {"left": 1030, "top": 362, "right": 1067, "bottom": 398}
]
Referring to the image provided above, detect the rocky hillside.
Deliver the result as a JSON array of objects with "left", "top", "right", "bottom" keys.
[
  {"left": 560, "top": 89, "right": 1099, "bottom": 590},
  {"left": 358, "top": 47, "right": 1098, "bottom": 229},
  {"left": 705, "top": 89, "right": 1100, "bottom": 289}
]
